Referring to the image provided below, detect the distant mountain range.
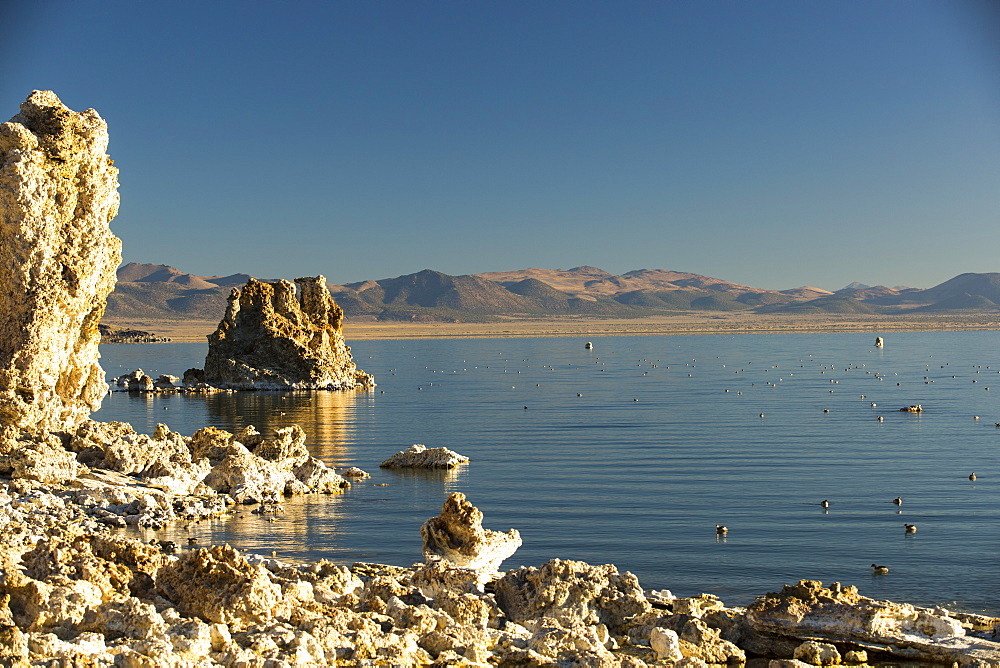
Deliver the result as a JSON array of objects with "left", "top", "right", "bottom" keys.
[{"left": 104, "top": 263, "right": 1000, "bottom": 324}]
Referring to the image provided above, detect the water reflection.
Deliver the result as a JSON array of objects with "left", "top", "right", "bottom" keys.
[
  {"left": 200, "top": 390, "right": 375, "bottom": 467},
  {"left": 381, "top": 466, "right": 470, "bottom": 496},
  {"left": 120, "top": 389, "right": 468, "bottom": 566},
  {"left": 130, "top": 492, "right": 351, "bottom": 564},
  {"left": 129, "top": 464, "right": 470, "bottom": 566},
  {"left": 99, "top": 389, "right": 376, "bottom": 469}
]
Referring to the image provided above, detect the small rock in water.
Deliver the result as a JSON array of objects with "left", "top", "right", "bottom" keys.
[{"left": 380, "top": 443, "right": 470, "bottom": 469}]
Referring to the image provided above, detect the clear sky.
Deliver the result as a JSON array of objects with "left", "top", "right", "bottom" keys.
[{"left": 4, "top": 1, "right": 999, "bottom": 291}]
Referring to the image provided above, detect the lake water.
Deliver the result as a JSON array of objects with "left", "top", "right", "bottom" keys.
[{"left": 95, "top": 331, "right": 1000, "bottom": 615}]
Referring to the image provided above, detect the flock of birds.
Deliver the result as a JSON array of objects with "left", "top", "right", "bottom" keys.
[
  {"left": 403, "top": 339, "right": 992, "bottom": 573},
  {"left": 574, "top": 339, "right": 991, "bottom": 581},
  {"left": 715, "top": 495, "right": 932, "bottom": 575}
]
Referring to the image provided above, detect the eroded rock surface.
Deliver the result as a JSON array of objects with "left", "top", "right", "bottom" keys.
[
  {"left": 203, "top": 276, "right": 374, "bottom": 390},
  {"left": 380, "top": 443, "right": 470, "bottom": 469},
  {"left": 746, "top": 579, "right": 1000, "bottom": 665},
  {"left": 495, "top": 558, "right": 651, "bottom": 635},
  {"left": 420, "top": 492, "right": 521, "bottom": 575},
  {"left": 0, "top": 91, "right": 121, "bottom": 439}
]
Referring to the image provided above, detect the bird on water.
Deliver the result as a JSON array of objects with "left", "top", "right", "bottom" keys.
[
  {"left": 893, "top": 497, "right": 902, "bottom": 506},
  {"left": 871, "top": 564, "right": 890, "bottom": 574},
  {"left": 969, "top": 472, "right": 977, "bottom": 481},
  {"left": 904, "top": 524, "right": 917, "bottom": 533},
  {"left": 820, "top": 499, "right": 830, "bottom": 508},
  {"left": 716, "top": 525, "right": 728, "bottom": 535}
]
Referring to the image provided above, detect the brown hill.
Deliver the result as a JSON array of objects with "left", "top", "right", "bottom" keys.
[
  {"left": 104, "top": 262, "right": 1000, "bottom": 325},
  {"left": 780, "top": 286, "right": 834, "bottom": 300},
  {"left": 477, "top": 266, "right": 781, "bottom": 299},
  {"left": 912, "top": 272, "right": 1000, "bottom": 305}
]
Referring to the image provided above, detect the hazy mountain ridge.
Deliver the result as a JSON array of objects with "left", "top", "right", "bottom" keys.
[
  {"left": 107, "top": 264, "right": 273, "bottom": 321},
  {"left": 105, "top": 263, "right": 1000, "bottom": 323}
]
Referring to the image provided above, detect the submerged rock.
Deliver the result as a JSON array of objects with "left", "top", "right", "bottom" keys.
[
  {"left": 203, "top": 276, "right": 374, "bottom": 390},
  {"left": 380, "top": 443, "right": 470, "bottom": 469},
  {"left": 0, "top": 91, "right": 121, "bottom": 439}
]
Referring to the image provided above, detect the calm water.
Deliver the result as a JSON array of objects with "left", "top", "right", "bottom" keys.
[{"left": 95, "top": 331, "right": 1000, "bottom": 615}]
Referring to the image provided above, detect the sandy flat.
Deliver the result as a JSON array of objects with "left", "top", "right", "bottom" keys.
[{"left": 102, "top": 313, "right": 1000, "bottom": 343}]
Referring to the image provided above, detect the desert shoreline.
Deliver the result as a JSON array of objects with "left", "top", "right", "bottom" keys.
[{"left": 103, "top": 313, "right": 1000, "bottom": 343}]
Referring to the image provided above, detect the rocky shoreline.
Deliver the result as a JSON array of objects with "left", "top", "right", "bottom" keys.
[{"left": 0, "top": 437, "right": 998, "bottom": 666}]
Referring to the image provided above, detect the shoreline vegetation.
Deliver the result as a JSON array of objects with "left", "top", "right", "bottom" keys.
[{"left": 103, "top": 312, "right": 1000, "bottom": 343}]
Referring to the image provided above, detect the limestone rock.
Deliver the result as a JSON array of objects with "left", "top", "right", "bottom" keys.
[
  {"left": 677, "top": 617, "right": 746, "bottom": 663},
  {"left": 494, "top": 558, "right": 652, "bottom": 635},
  {"left": 181, "top": 368, "right": 205, "bottom": 386},
  {"left": 70, "top": 420, "right": 191, "bottom": 478},
  {"left": 746, "top": 579, "right": 1000, "bottom": 665},
  {"left": 381, "top": 443, "right": 470, "bottom": 469},
  {"left": 522, "top": 617, "right": 619, "bottom": 665},
  {"left": 114, "top": 369, "right": 154, "bottom": 392},
  {"left": 843, "top": 649, "right": 868, "bottom": 663},
  {"left": 650, "top": 626, "right": 683, "bottom": 661},
  {"left": 293, "top": 456, "right": 350, "bottom": 494},
  {"left": 198, "top": 425, "right": 348, "bottom": 503},
  {"left": 793, "top": 640, "right": 841, "bottom": 665},
  {"left": 0, "top": 623, "right": 28, "bottom": 666},
  {"left": 203, "top": 276, "right": 374, "bottom": 390},
  {"left": 156, "top": 545, "right": 287, "bottom": 630},
  {"left": 0, "top": 91, "right": 121, "bottom": 438},
  {"left": 188, "top": 425, "right": 245, "bottom": 464},
  {"left": 411, "top": 559, "right": 488, "bottom": 599},
  {"left": 420, "top": 492, "right": 521, "bottom": 574},
  {"left": 5, "top": 432, "right": 83, "bottom": 483},
  {"left": 154, "top": 374, "right": 179, "bottom": 389},
  {"left": 673, "top": 593, "right": 726, "bottom": 618}
]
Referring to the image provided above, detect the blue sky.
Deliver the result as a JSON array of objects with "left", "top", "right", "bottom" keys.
[{"left": 5, "top": 1, "right": 999, "bottom": 290}]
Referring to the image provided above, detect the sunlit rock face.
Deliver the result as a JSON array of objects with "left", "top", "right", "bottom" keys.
[
  {"left": 421, "top": 492, "right": 521, "bottom": 574},
  {"left": 203, "top": 276, "right": 374, "bottom": 390},
  {"left": 0, "top": 91, "right": 121, "bottom": 439}
]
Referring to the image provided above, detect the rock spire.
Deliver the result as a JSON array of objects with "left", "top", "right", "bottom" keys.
[
  {"left": 0, "top": 91, "right": 121, "bottom": 438},
  {"left": 421, "top": 492, "right": 521, "bottom": 574},
  {"left": 203, "top": 276, "right": 374, "bottom": 389}
]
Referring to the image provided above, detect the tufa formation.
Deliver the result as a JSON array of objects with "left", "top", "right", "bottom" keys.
[
  {"left": 0, "top": 91, "right": 121, "bottom": 440},
  {"left": 203, "top": 277, "right": 374, "bottom": 390},
  {"left": 421, "top": 492, "right": 521, "bottom": 575}
]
